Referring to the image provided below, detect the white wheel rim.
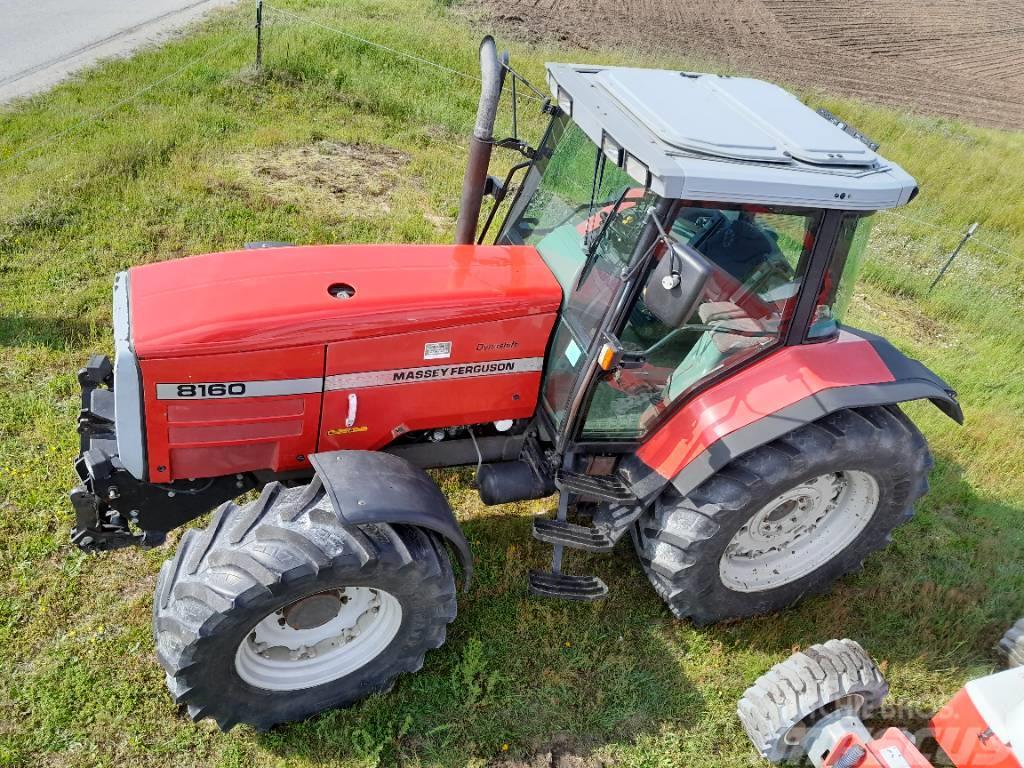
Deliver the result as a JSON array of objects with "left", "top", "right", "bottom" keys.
[
  {"left": 719, "top": 471, "right": 879, "bottom": 593},
  {"left": 234, "top": 587, "right": 403, "bottom": 691}
]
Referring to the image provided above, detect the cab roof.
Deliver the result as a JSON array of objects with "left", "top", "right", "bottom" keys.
[{"left": 545, "top": 63, "right": 918, "bottom": 211}]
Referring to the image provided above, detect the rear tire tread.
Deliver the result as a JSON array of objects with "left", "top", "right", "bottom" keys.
[{"left": 635, "top": 405, "right": 932, "bottom": 624}]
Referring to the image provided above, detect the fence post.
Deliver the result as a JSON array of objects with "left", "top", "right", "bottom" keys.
[
  {"left": 929, "top": 221, "right": 979, "bottom": 291},
  {"left": 255, "top": 0, "right": 264, "bottom": 70}
]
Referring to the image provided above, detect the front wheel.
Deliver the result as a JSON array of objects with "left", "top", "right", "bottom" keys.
[
  {"left": 634, "top": 405, "right": 932, "bottom": 625},
  {"left": 153, "top": 479, "right": 457, "bottom": 731}
]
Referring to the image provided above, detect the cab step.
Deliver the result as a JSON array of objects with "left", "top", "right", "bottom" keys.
[
  {"left": 527, "top": 570, "right": 608, "bottom": 601},
  {"left": 555, "top": 470, "right": 636, "bottom": 503},
  {"left": 532, "top": 518, "right": 614, "bottom": 552}
]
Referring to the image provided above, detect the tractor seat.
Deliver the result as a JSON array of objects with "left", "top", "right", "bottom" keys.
[
  {"left": 698, "top": 301, "right": 766, "bottom": 355},
  {"left": 659, "top": 301, "right": 768, "bottom": 407},
  {"left": 697, "top": 215, "right": 780, "bottom": 284}
]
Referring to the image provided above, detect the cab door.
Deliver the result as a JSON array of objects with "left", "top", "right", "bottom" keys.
[{"left": 577, "top": 205, "right": 824, "bottom": 443}]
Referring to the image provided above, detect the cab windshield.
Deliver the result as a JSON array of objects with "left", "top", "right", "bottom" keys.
[
  {"left": 501, "top": 116, "right": 663, "bottom": 429},
  {"left": 499, "top": 114, "right": 846, "bottom": 440},
  {"left": 501, "top": 117, "right": 660, "bottom": 343},
  {"left": 579, "top": 203, "right": 823, "bottom": 439}
]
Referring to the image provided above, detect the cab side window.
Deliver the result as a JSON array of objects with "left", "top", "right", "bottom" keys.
[
  {"left": 807, "top": 215, "right": 874, "bottom": 339},
  {"left": 580, "top": 204, "right": 822, "bottom": 440}
]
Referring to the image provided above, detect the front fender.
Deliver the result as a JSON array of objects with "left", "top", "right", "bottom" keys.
[
  {"left": 623, "top": 327, "right": 961, "bottom": 501},
  {"left": 309, "top": 450, "right": 473, "bottom": 588}
]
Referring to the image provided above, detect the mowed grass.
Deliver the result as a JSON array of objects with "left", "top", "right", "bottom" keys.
[{"left": 1, "top": 1, "right": 1023, "bottom": 766}]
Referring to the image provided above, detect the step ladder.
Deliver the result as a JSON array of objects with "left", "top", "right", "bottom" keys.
[{"left": 526, "top": 470, "right": 642, "bottom": 602}]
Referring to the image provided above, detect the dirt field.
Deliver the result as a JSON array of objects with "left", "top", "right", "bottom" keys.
[{"left": 464, "top": 0, "right": 1024, "bottom": 131}]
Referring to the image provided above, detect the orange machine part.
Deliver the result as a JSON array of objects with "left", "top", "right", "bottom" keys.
[
  {"left": 823, "top": 728, "right": 933, "bottom": 768},
  {"left": 932, "top": 688, "right": 1022, "bottom": 768}
]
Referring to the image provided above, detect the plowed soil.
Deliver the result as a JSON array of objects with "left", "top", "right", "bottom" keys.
[{"left": 464, "top": 0, "right": 1024, "bottom": 130}]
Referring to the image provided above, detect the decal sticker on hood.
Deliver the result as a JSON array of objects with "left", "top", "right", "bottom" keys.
[
  {"left": 325, "top": 357, "right": 543, "bottom": 390},
  {"left": 424, "top": 341, "right": 452, "bottom": 360},
  {"left": 156, "top": 378, "right": 322, "bottom": 400},
  {"left": 154, "top": 358, "right": 545, "bottom": 399}
]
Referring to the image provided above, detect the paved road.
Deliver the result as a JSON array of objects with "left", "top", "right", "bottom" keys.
[{"left": 0, "top": 0, "right": 238, "bottom": 104}]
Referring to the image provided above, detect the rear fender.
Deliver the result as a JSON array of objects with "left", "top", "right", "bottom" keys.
[
  {"left": 624, "top": 328, "right": 961, "bottom": 501},
  {"left": 309, "top": 450, "right": 473, "bottom": 588},
  {"left": 845, "top": 327, "right": 963, "bottom": 423}
]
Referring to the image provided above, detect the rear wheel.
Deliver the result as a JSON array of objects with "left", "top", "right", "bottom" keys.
[
  {"left": 634, "top": 405, "right": 931, "bottom": 624},
  {"left": 153, "top": 478, "right": 457, "bottom": 731}
]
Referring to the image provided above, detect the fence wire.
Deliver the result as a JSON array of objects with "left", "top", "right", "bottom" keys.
[
  {"left": 262, "top": 4, "right": 482, "bottom": 83},
  {"left": 261, "top": 3, "right": 546, "bottom": 104},
  {"left": 882, "top": 209, "right": 1013, "bottom": 259}
]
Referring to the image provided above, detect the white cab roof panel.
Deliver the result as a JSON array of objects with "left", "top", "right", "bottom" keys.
[
  {"left": 597, "top": 70, "right": 878, "bottom": 166},
  {"left": 547, "top": 63, "right": 917, "bottom": 210}
]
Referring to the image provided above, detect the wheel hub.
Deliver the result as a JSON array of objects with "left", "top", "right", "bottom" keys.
[
  {"left": 234, "top": 586, "right": 403, "bottom": 691},
  {"left": 740, "top": 476, "right": 839, "bottom": 555},
  {"left": 284, "top": 592, "right": 345, "bottom": 630},
  {"left": 719, "top": 470, "right": 879, "bottom": 593}
]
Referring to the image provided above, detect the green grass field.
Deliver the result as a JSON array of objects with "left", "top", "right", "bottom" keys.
[{"left": 1, "top": 1, "right": 1022, "bottom": 766}]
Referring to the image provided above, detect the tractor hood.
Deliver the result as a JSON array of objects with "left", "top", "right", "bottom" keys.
[{"left": 127, "top": 244, "right": 562, "bottom": 358}]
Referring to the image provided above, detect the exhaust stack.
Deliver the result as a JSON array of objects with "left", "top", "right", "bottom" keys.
[{"left": 454, "top": 36, "right": 506, "bottom": 245}]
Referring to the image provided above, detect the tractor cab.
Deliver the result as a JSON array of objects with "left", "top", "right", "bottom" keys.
[{"left": 495, "top": 64, "right": 917, "bottom": 455}]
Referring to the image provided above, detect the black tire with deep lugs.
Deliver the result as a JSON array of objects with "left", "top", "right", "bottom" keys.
[
  {"left": 738, "top": 638, "right": 889, "bottom": 762},
  {"left": 152, "top": 478, "right": 457, "bottom": 731},
  {"left": 998, "top": 619, "right": 1024, "bottom": 668},
  {"left": 634, "top": 405, "right": 932, "bottom": 625}
]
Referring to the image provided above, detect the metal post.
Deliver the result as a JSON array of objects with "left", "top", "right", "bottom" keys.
[
  {"left": 255, "top": 0, "right": 264, "bottom": 70},
  {"left": 929, "top": 221, "right": 979, "bottom": 291}
]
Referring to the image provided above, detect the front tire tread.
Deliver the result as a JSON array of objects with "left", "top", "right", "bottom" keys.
[{"left": 153, "top": 482, "right": 456, "bottom": 731}]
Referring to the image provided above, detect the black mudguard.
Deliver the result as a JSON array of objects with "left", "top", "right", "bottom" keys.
[
  {"left": 845, "top": 327, "right": 963, "bottom": 424},
  {"left": 623, "top": 328, "right": 962, "bottom": 501},
  {"left": 309, "top": 450, "right": 473, "bottom": 588}
]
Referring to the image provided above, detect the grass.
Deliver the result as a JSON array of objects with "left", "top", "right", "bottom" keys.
[{"left": 1, "top": 1, "right": 1023, "bottom": 765}]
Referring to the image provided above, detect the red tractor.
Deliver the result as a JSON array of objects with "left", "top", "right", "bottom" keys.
[
  {"left": 70, "top": 39, "right": 961, "bottom": 730},
  {"left": 738, "top": 623, "right": 1024, "bottom": 768}
]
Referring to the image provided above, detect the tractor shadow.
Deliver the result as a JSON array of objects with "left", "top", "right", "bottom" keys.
[{"left": 258, "top": 506, "right": 707, "bottom": 767}]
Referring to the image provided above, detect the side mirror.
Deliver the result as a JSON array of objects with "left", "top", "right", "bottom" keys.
[{"left": 642, "top": 242, "right": 713, "bottom": 328}]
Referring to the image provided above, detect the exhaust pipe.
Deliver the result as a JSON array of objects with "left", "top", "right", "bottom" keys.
[{"left": 454, "top": 36, "right": 506, "bottom": 245}]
